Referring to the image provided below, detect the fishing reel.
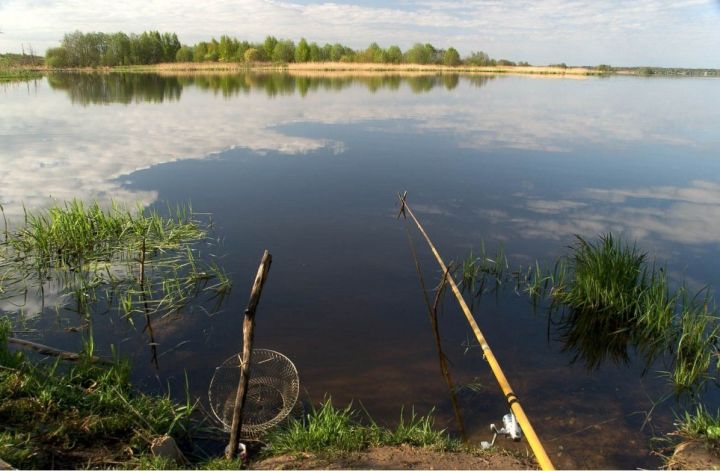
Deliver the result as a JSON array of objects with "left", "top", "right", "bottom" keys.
[{"left": 481, "top": 412, "right": 523, "bottom": 449}]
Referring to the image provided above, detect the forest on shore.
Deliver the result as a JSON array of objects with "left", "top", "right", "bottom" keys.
[{"left": 44, "top": 30, "right": 529, "bottom": 68}]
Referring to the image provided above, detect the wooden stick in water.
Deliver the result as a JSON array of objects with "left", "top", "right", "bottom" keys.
[
  {"left": 226, "top": 250, "right": 272, "bottom": 459},
  {"left": 7, "top": 337, "right": 111, "bottom": 364}
]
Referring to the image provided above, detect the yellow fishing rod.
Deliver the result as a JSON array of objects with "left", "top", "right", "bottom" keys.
[{"left": 397, "top": 192, "right": 555, "bottom": 471}]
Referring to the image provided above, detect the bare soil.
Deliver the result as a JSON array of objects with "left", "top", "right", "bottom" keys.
[
  {"left": 251, "top": 445, "right": 536, "bottom": 470},
  {"left": 667, "top": 440, "right": 720, "bottom": 470}
]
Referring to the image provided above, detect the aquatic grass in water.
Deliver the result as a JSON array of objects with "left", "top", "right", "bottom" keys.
[
  {"left": 670, "top": 293, "right": 719, "bottom": 395},
  {"left": 461, "top": 234, "right": 719, "bottom": 396},
  {"left": 553, "top": 234, "right": 645, "bottom": 320},
  {"left": 6, "top": 200, "right": 203, "bottom": 272},
  {"left": 522, "top": 234, "right": 720, "bottom": 396},
  {"left": 0, "top": 200, "right": 231, "bottom": 356},
  {"left": 457, "top": 242, "right": 509, "bottom": 303}
]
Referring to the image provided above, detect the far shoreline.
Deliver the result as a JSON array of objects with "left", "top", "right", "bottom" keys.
[{"left": 9, "top": 61, "right": 719, "bottom": 78}]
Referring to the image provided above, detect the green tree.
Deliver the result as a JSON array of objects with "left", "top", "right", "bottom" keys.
[
  {"left": 443, "top": 47, "right": 460, "bottom": 66},
  {"left": 322, "top": 43, "right": 333, "bottom": 61},
  {"left": 424, "top": 43, "right": 440, "bottom": 63},
  {"left": 405, "top": 43, "right": 430, "bottom": 64},
  {"left": 175, "top": 46, "right": 193, "bottom": 62},
  {"left": 272, "top": 40, "right": 295, "bottom": 63},
  {"left": 244, "top": 47, "right": 263, "bottom": 62},
  {"left": 106, "top": 32, "right": 131, "bottom": 66},
  {"left": 295, "top": 38, "right": 310, "bottom": 62},
  {"left": 263, "top": 36, "right": 278, "bottom": 59},
  {"left": 309, "top": 42, "right": 321, "bottom": 61},
  {"left": 386, "top": 45, "right": 402, "bottom": 64},
  {"left": 330, "top": 43, "right": 345, "bottom": 61},
  {"left": 161, "top": 32, "right": 181, "bottom": 62},
  {"left": 218, "top": 35, "right": 238, "bottom": 62},
  {"left": 193, "top": 42, "right": 208, "bottom": 62},
  {"left": 360, "top": 42, "right": 384, "bottom": 63},
  {"left": 465, "top": 51, "right": 491, "bottom": 66},
  {"left": 233, "top": 41, "right": 251, "bottom": 61},
  {"left": 205, "top": 38, "right": 219, "bottom": 61},
  {"left": 45, "top": 47, "right": 68, "bottom": 68}
]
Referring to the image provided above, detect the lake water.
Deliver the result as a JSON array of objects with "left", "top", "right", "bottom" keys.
[{"left": 2, "top": 72, "right": 720, "bottom": 468}]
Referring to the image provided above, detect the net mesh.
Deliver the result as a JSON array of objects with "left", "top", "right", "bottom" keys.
[{"left": 209, "top": 349, "right": 299, "bottom": 438}]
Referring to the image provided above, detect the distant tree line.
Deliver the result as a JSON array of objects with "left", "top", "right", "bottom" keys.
[
  {"left": 45, "top": 31, "right": 524, "bottom": 68},
  {"left": 46, "top": 31, "right": 181, "bottom": 67}
]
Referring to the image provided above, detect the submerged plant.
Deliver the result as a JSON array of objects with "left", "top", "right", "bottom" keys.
[
  {"left": 457, "top": 241, "right": 509, "bottom": 303},
  {"left": 0, "top": 199, "right": 232, "bottom": 360}
]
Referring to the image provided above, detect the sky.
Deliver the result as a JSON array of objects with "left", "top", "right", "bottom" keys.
[{"left": 0, "top": 0, "right": 719, "bottom": 67}]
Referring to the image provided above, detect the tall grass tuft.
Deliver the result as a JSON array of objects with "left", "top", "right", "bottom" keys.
[
  {"left": 554, "top": 234, "right": 645, "bottom": 319},
  {"left": 670, "top": 292, "right": 719, "bottom": 394},
  {"left": 533, "top": 234, "right": 719, "bottom": 394},
  {"left": 265, "top": 399, "right": 456, "bottom": 456},
  {"left": 268, "top": 400, "right": 370, "bottom": 454}
]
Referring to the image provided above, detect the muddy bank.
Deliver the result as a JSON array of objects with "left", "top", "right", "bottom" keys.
[
  {"left": 667, "top": 440, "right": 720, "bottom": 470},
  {"left": 252, "top": 445, "right": 536, "bottom": 470}
]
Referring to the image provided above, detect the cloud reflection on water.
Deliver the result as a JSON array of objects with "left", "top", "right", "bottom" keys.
[
  {"left": 1, "top": 72, "right": 718, "bottom": 245},
  {"left": 511, "top": 180, "right": 720, "bottom": 245}
]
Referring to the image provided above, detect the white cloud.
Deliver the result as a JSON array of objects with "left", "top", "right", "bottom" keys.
[{"left": 0, "top": 0, "right": 718, "bottom": 66}]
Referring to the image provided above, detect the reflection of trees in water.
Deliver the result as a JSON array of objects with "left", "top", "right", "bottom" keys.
[
  {"left": 48, "top": 73, "right": 183, "bottom": 105},
  {"left": 49, "top": 72, "right": 496, "bottom": 103}
]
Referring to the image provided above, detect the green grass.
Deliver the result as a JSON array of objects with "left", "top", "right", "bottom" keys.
[
  {"left": 457, "top": 234, "right": 719, "bottom": 396},
  {"left": 675, "top": 405, "right": 720, "bottom": 441},
  {"left": 669, "top": 294, "right": 719, "bottom": 395},
  {"left": 265, "top": 399, "right": 458, "bottom": 456},
  {"left": 520, "top": 234, "right": 719, "bottom": 393},
  {"left": 0, "top": 54, "right": 43, "bottom": 82},
  {"left": 0, "top": 53, "right": 44, "bottom": 68},
  {"left": 0, "top": 69, "right": 42, "bottom": 83},
  {"left": 0, "top": 318, "right": 196, "bottom": 469},
  {"left": 553, "top": 234, "right": 646, "bottom": 319},
  {"left": 7, "top": 200, "right": 203, "bottom": 270},
  {"left": 457, "top": 242, "right": 508, "bottom": 298}
]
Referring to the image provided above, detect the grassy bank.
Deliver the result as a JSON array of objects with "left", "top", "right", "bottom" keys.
[
  {"left": 0, "top": 53, "right": 44, "bottom": 82},
  {"left": 0, "top": 328, "right": 503, "bottom": 470},
  {"left": 0, "top": 69, "right": 42, "bottom": 82},
  {"left": 0, "top": 317, "right": 196, "bottom": 469}
]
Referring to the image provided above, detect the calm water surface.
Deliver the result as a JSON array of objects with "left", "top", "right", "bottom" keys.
[{"left": 2, "top": 72, "right": 720, "bottom": 468}]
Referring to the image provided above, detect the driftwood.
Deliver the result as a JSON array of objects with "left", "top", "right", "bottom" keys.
[
  {"left": 226, "top": 250, "right": 272, "bottom": 459},
  {"left": 7, "top": 337, "right": 112, "bottom": 364}
]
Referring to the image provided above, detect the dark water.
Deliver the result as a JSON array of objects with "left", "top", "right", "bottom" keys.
[{"left": 2, "top": 72, "right": 720, "bottom": 468}]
